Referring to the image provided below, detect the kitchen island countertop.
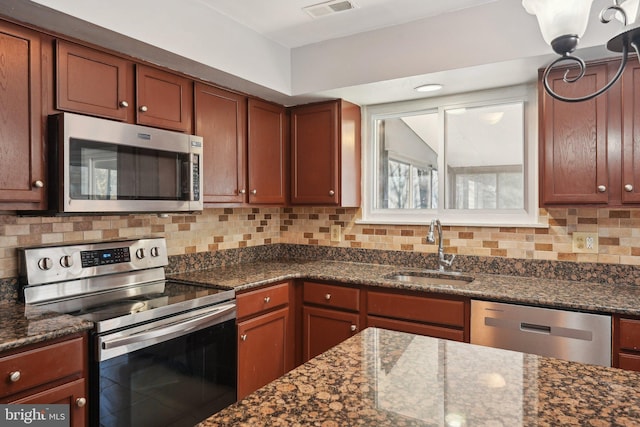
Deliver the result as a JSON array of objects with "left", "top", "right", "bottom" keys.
[{"left": 198, "top": 327, "right": 640, "bottom": 427}]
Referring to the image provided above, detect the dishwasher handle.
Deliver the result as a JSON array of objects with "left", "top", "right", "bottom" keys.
[{"left": 520, "top": 322, "right": 551, "bottom": 334}]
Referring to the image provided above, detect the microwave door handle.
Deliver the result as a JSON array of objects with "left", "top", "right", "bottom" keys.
[{"left": 101, "top": 303, "right": 235, "bottom": 351}]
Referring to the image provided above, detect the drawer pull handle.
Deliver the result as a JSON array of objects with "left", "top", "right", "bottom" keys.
[
  {"left": 33, "top": 180, "right": 44, "bottom": 188},
  {"left": 597, "top": 185, "right": 607, "bottom": 193},
  {"left": 119, "top": 101, "right": 129, "bottom": 108},
  {"left": 325, "top": 294, "right": 331, "bottom": 300},
  {"left": 625, "top": 184, "right": 634, "bottom": 192},
  {"left": 240, "top": 334, "right": 247, "bottom": 341},
  {"left": 139, "top": 105, "right": 148, "bottom": 112},
  {"left": 76, "top": 397, "right": 87, "bottom": 407},
  {"left": 264, "top": 296, "right": 271, "bottom": 304},
  {"left": 9, "top": 371, "right": 20, "bottom": 382},
  {"left": 350, "top": 325, "right": 357, "bottom": 332}
]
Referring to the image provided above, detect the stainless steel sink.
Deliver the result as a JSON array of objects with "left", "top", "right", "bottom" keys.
[{"left": 384, "top": 270, "right": 474, "bottom": 287}]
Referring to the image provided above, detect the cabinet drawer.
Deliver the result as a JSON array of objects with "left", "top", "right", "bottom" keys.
[
  {"left": 237, "top": 282, "right": 289, "bottom": 319},
  {"left": 367, "top": 291, "right": 465, "bottom": 328},
  {"left": 303, "top": 282, "right": 359, "bottom": 311},
  {"left": 619, "top": 353, "right": 640, "bottom": 372},
  {"left": 619, "top": 318, "right": 640, "bottom": 351},
  {"left": 0, "top": 337, "right": 84, "bottom": 400},
  {"left": 367, "top": 315, "right": 464, "bottom": 342}
]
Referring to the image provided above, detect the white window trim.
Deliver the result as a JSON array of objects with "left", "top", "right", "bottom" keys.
[{"left": 360, "top": 84, "right": 541, "bottom": 227}]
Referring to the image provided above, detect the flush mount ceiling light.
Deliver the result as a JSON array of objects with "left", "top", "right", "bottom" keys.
[
  {"left": 415, "top": 84, "right": 443, "bottom": 93},
  {"left": 523, "top": 0, "right": 640, "bottom": 102}
]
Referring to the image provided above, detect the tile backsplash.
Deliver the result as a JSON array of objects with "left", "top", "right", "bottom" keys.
[{"left": 1, "top": 206, "right": 639, "bottom": 279}]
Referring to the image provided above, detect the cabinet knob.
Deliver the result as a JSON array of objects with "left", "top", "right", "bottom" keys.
[
  {"left": 328, "top": 190, "right": 335, "bottom": 196},
  {"left": 139, "top": 105, "right": 148, "bottom": 112},
  {"left": 251, "top": 189, "right": 257, "bottom": 195},
  {"left": 264, "top": 296, "right": 271, "bottom": 304},
  {"left": 9, "top": 371, "right": 21, "bottom": 382},
  {"left": 324, "top": 293, "right": 331, "bottom": 300},
  {"left": 33, "top": 180, "right": 44, "bottom": 188},
  {"left": 625, "top": 184, "right": 634, "bottom": 192},
  {"left": 75, "top": 397, "right": 87, "bottom": 408},
  {"left": 240, "top": 334, "right": 247, "bottom": 341},
  {"left": 240, "top": 189, "right": 246, "bottom": 194},
  {"left": 597, "top": 185, "right": 607, "bottom": 193},
  {"left": 350, "top": 325, "right": 357, "bottom": 332},
  {"left": 119, "top": 101, "right": 129, "bottom": 108}
]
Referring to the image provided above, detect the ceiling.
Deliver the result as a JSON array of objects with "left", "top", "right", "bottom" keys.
[
  {"left": 0, "top": 0, "right": 626, "bottom": 106},
  {"left": 195, "top": 0, "right": 499, "bottom": 48}
]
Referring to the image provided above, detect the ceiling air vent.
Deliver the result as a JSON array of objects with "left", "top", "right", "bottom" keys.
[{"left": 303, "top": 0, "right": 357, "bottom": 18}]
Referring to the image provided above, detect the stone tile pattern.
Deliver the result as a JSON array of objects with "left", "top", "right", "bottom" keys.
[
  {"left": 198, "top": 328, "right": 640, "bottom": 426},
  {"left": 1, "top": 206, "right": 639, "bottom": 279}
]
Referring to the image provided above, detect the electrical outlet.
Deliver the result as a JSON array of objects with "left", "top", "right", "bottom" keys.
[
  {"left": 330, "top": 225, "right": 341, "bottom": 242},
  {"left": 572, "top": 232, "right": 599, "bottom": 253}
]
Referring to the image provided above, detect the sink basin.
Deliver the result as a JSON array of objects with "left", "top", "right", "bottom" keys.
[{"left": 384, "top": 270, "right": 474, "bottom": 287}]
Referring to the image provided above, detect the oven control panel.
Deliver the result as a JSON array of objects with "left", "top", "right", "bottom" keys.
[
  {"left": 19, "top": 237, "right": 168, "bottom": 286},
  {"left": 81, "top": 247, "right": 132, "bottom": 268}
]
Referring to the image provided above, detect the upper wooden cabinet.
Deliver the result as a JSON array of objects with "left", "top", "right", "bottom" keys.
[
  {"left": 55, "top": 41, "right": 193, "bottom": 133},
  {"left": 0, "top": 21, "right": 46, "bottom": 210},
  {"left": 247, "top": 99, "right": 287, "bottom": 204},
  {"left": 539, "top": 62, "right": 610, "bottom": 205},
  {"left": 56, "top": 40, "right": 132, "bottom": 121},
  {"left": 136, "top": 64, "right": 193, "bottom": 133},
  {"left": 538, "top": 59, "right": 640, "bottom": 206},
  {"left": 195, "top": 82, "right": 247, "bottom": 204},
  {"left": 621, "top": 60, "right": 640, "bottom": 204},
  {"left": 290, "top": 99, "right": 361, "bottom": 206}
]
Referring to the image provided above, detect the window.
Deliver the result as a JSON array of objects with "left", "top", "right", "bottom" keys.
[{"left": 362, "top": 85, "right": 537, "bottom": 226}]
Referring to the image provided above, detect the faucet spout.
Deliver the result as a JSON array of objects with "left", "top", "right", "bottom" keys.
[{"left": 427, "top": 219, "right": 455, "bottom": 271}]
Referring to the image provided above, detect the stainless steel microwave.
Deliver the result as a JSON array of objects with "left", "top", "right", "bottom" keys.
[{"left": 46, "top": 113, "right": 203, "bottom": 214}]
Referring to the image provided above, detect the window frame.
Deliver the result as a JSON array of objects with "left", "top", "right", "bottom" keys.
[{"left": 360, "top": 84, "right": 539, "bottom": 226}]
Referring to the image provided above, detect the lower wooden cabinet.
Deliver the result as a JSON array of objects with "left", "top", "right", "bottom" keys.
[
  {"left": 10, "top": 378, "right": 87, "bottom": 427},
  {"left": 366, "top": 289, "right": 468, "bottom": 342},
  {"left": 236, "top": 281, "right": 293, "bottom": 399},
  {"left": 302, "top": 306, "right": 360, "bottom": 361},
  {"left": 0, "top": 334, "right": 88, "bottom": 427},
  {"left": 614, "top": 315, "right": 640, "bottom": 371}
]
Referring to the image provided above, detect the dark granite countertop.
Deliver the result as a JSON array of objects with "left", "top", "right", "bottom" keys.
[
  {"left": 168, "top": 259, "right": 640, "bottom": 316},
  {"left": 198, "top": 327, "right": 640, "bottom": 426},
  {"left": 0, "top": 302, "right": 93, "bottom": 353}
]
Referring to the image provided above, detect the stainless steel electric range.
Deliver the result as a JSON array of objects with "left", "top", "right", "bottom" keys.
[{"left": 19, "top": 237, "right": 237, "bottom": 427}]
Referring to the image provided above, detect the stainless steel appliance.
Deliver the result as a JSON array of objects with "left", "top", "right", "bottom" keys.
[
  {"left": 19, "top": 237, "right": 236, "bottom": 427},
  {"left": 46, "top": 112, "right": 203, "bottom": 214},
  {"left": 470, "top": 300, "right": 611, "bottom": 366}
]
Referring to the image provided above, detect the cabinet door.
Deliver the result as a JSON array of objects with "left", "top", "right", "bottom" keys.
[
  {"left": 237, "top": 307, "right": 290, "bottom": 399},
  {"left": 0, "top": 21, "right": 45, "bottom": 208},
  {"left": 367, "top": 315, "right": 464, "bottom": 342},
  {"left": 247, "top": 99, "right": 286, "bottom": 204},
  {"left": 136, "top": 64, "right": 193, "bottom": 132},
  {"left": 539, "top": 64, "right": 609, "bottom": 205},
  {"left": 302, "top": 306, "right": 359, "bottom": 362},
  {"left": 195, "top": 83, "right": 247, "bottom": 203},
  {"left": 56, "top": 40, "right": 131, "bottom": 121},
  {"left": 290, "top": 101, "right": 340, "bottom": 205},
  {"left": 10, "top": 379, "right": 87, "bottom": 427},
  {"left": 622, "top": 61, "right": 640, "bottom": 203}
]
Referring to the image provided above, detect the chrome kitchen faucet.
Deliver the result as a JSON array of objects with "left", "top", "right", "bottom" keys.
[{"left": 427, "top": 219, "right": 455, "bottom": 271}]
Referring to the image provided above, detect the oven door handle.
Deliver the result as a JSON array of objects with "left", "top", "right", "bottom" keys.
[{"left": 101, "top": 303, "right": 236, "bottom": 351}]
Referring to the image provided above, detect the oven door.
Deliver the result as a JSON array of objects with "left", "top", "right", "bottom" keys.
[{"left": 93, "top": 303, "right": 236, "bottom": 427}]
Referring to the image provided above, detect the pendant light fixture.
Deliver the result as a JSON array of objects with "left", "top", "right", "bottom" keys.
[{"left": 523, "top": 0, "right": 640, "bottom": 102}]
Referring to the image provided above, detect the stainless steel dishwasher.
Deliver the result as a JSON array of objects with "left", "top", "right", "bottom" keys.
[{"left": 470, "top": 300, "right": 611, "bottom": 366}]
